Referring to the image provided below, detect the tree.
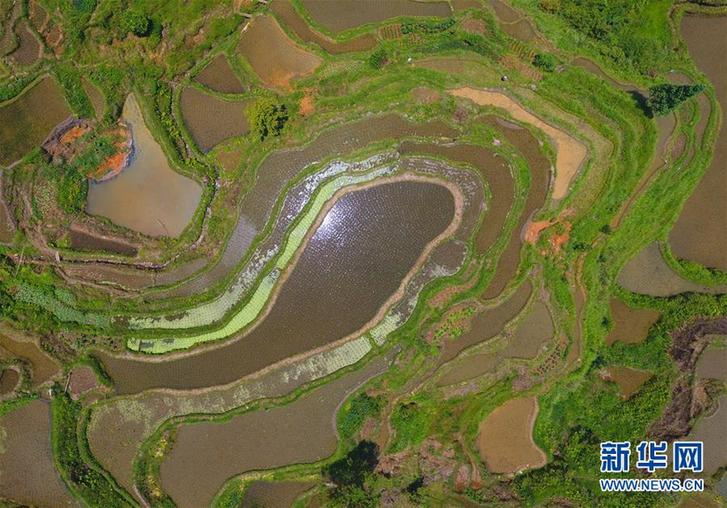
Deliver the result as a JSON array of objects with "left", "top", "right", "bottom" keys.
[
  {"left": 120, "top": 9, "right": 152, "bottom": 37},
  {"left": 246, "top": 98, "right": 289, "bottom": 141},
  {"left": 533, "top": 53, "right": 557, "bottom": 72},
  {"left": 647, "top": 83, "right": 705, "bottom": 116},
  {"left": 325, "top": 441, "right": 380, "bottom": 507},
  {"left": 368, "top": 48, "right": 388, "bottom": 69}
]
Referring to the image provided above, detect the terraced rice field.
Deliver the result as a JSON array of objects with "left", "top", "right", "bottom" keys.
[
  {"left": 193, "top": 54, "right": 245, "bottom": 94},
  {"left": 0, "top": 400, "right": 77, "bottom": 506},
  {"left": 237, "top": 15, "right": 322, "bottom": 90},
  {"left": 300, "top": 0, "right": 452, "bottom": 32},
  {"left": 179, "top": 86, "right": 250, "bottom": 152},
  {"left": 476, "top": 396, "right": 546, "bottom": 474},
  {"left": 0, "top": 76, "right": 70, "bottom": 166}
]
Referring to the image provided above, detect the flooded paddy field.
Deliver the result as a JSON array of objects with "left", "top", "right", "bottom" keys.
[
  {"left": 156, "top": 115, "right": 456, "bottom": 301},
  {"left": 618, "top": 243, "right": 727, "bottom": 296},
  {"left": 398, "top": 140, "right": 513, "bottom": 255},
  {"left": 0, "top": 400, "right": 78, "bottom": 506},
  {"left": 159, "top": 355, "right": 389, "bottom": 508},
  {"left": 0, "top": 76, "right": 70, "bottom": 166},
  {"left": 451, "top": 87, "right": 585, "bottom": 200},
  {"left": 300, "top": 0, "right": 451, "bottom": 33},
  {"left": 696, "top": 342, "right": 727, "bottom": 382},
  {"left": 602, "top": 366, "right": 652, "bottom": 400},
  {"left": 8, "top": 20, "right": 40, "bottom": 66},
  {"left": 690, "top": 395, "right": 727, "bottom": 475},
  {"left": 441, "top": 280, "right": 533, "bottom": 365},
  {"left": 489, "top": 0, "right": 536, "bottom": 42},
  {"left": 479, "top": 116, "right": 549, "bottom": 299},
  {"left": 193, "top": 54, "right": 245, "bottom": 94},
  {"left": 0, "top": 170, "right": 15, "bottom": 243},
  {"left": 605, "top": 299, "right": 660, "bottom": 346},
  {"left": 270, "top": 0, "right": 376, "bottom": 54},
  {"left": 242, "top": 480, "right": 314, "bottom": 507},
  {"left": 89, "top": 338, "right": 375, "bottom": 496},
  {"left": 179, "top": 86, "right": 250, "bottom": 152},
  {"left": 99, "top": 180, "right": 455, "bottom": 392},
  {"left": 86, "top": 95, "right": 202, "bottom": 238},
  {"left": 669, "top": 15, "right": 727, "bottom": 272},
  {"left": 68, "top": 227, "right": 138, "bottom": 256},
  {"left": 238, "top": 14, "right": 322, "bottom": 90},
  {"left": 0, "top": 367, "right": 19, "bottom": 394},
  {"left": 0, "top": 323, "right": 60, "bottom": 386},
  {"left": 477, "top": 396, "right": 546, "bottom": 474},
  {"left": 437, "top": 297, "right": 552, "bottom": 386}
]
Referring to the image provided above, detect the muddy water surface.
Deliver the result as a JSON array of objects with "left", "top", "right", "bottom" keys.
[
  {"left": 160, "top": 356, "right": 389, "bottom": 508},
  {"left": 194, "top": 54, "right": 245, "bottom": 94},
  {"left": 69, "top": 227, "right": 138, "bottom": 256},
  {"left": 271, "top": 0, "right": 376, "bottom": 53},
  {"left": 300, "top": 0, "right": 452, "bottom": 33},
  {"left": 669, "top": 15, "right": 727, "bottom": 271},
  {"left": 696, "top": 342, "right": 727, "bottom": 382},
  {"left": 86, "top": 95, "right": 202, "bottom": 238},
  {"left": 0, "top": 368, "right": 19, "bottom": 394},
  {"left": 690, "top": 395, "right": 727, "bottom": 475},
  {"left": 605, "top": 299, "right": 660, "bottom": 346},
  {"left": 99, "top": 180, "right": 455, "bottom": 393},
  {"left": 0, "top": 76, "right": 70, "bottom": 166},
  {"left": 159, "top": 115, "right": 455, "bottom": 299},
  {"left": 0, "top": 400, "right": 78, "bottom": 506},
  {"left": 242, "top": 480, "right": 314, "bottom": 508},
  {"left": 9, "top": 20, "right": 39, "bottom": 66},
  {"left": 618, "top": 243, "right": 727, "bottom": 296},
  {"left": 477, "top": 396, "right": 546, "bottom": 473},
  {"left": 0, "top": 323, "right": 60, "bottom": 386},
  {"left": 604, "top": 366, "right": 652, "bottom": 400},
  {"left": 180, "top": 86, "right": 250, "bottom": 152},
  {"left": 238, "top": 15, "right": 322, "bottom": 90}
]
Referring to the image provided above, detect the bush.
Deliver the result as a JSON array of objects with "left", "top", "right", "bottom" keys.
[
  {"left": 368, "top": 48, "right": 388, "bottom": 69},
  {"left": 647, "top": 84, "right": 705, "bottom": 116},
  {"left": 120, "top": 9, "right": 152, "bottom": 37},
  {"left": 338, "top": 393, "right": 382, "bottom": 439},
  {"left": 246, "top": 98, "right": 289, "bottom": 140},
  {"left": 325, "top": 440, "right": 379, "bottom": 488},
  {"left": 533, "top": 53, "right": 557, "bottom": 72}
]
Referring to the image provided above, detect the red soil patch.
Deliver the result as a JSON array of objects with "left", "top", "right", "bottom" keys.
[
  {"left": 91, "top": 123, "right": 133, "bottom": 181},
  {"left": 299, "top": 91, "right": 315, "bottom": 116},
  {"left": 523, "top": 220, "right": 553, "bottom": 244}
]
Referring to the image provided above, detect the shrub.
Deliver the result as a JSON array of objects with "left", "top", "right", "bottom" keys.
[
  {"left": 533, "top": 53, "right": 557, "bottom": 72},
  {"left": 647, "top": 83, "right": 705, "bottom": 116},
  {"left": 120, "top": 9, "right": 152, "bottom": 37},
  {"left": 368, "top": 48, "right": 388, "bottom": 69},
  {"left": 338, "top": 393, "right": 382, "bottom": 439},
  {"left": 246, "top": 98, "right": 289, "bottom": 140}
]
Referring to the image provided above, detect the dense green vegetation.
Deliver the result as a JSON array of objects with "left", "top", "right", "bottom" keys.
[
  {"left": 51, "top": 388, "right": 133, "bottom": 507},
  {"left": 648, "top": 83, "right": 705, "bottom": 116},
  {"left": 246, "top": 97, "right": 290, "bottom": 141}
]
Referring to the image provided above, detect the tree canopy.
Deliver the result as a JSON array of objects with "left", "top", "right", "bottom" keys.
[{"left": 648, "top": 83, "right": 705, "bottom": 116}]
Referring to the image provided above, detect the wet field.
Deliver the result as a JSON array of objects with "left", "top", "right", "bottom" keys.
[
  {"left": 179, "top": 86, "right": 250, "bottom": 152},
  {"left": 159, "top": 355, "right": 389, "bottom": 508},
  {"left": 242, "top": 480, "right": 314, "bottom": 507},
  {"left": 0, "top": 76, "right": 70, "bottom": 166},
  {"left": 618, "top": 243, "right": 727, "bottom": 296},
  {"left": 669, "top": 15, "right": 727, "bottom": 271},
  {"left": 69, "top": 227, "right": 138, "bottom": 256},
  {"left": 477, "top": 396, "right": 546, "bottom": 473},
  {"left": 86, "top": 95, "right": 202, "bottom": 238},
  {"left": 270, "top": 0, "right": 376, "bottom": 54},
  {"left": 603, "top": 366, "right": 652, "bottom": 400},
  {"left": 690, "top": 395, "right": 727, "bottom": 475},
  {"left": 0, "top": 323, "right": 60, "bottom": 386},
  {"left": 605, "top": 299, "right": 660, "bottom": 346},
  {"left": 194, "top": 54, "right": 245, "bottom": 94},
  {"left": 8, "top": 20, "right": 40, "bottom": 66},
  {"left": 238, "top": 15, "right": 322, "bottom": 90},
  {"left": 98, "top": 180, "right": 455, "bottom": 393},
  {"left": 300, "top": 0, "right": 451, "bottom": 33},
  {"left": 0, "top": 400, "right": 78, "bottom": 506}
]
